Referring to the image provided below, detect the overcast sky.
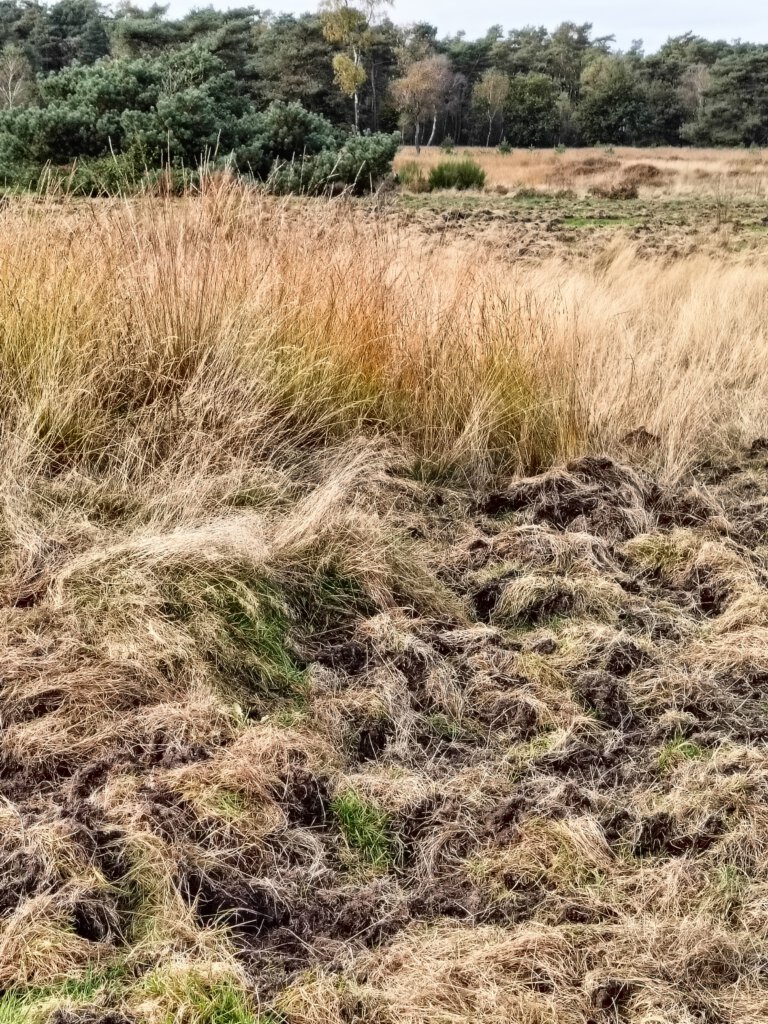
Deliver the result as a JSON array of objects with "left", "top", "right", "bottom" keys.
[{"left": 164, "top": 0, "right": 768, "bottom": 53}]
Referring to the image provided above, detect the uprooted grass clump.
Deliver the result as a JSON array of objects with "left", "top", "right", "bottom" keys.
[{"left": 3, "top": 179, "right": 768, "bottom": 1023}]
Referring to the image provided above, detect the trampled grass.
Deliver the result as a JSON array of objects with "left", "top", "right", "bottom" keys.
[{"left": 2, "top": 174, "right": 768, "bottom": 1023}]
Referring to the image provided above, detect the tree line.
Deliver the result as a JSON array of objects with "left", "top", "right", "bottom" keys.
[{"left": 0, "top": 0, "right": 765, "bottom": 190}]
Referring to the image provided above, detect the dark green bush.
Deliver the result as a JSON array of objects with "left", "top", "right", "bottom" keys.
[
  {"left": 427, "top": 158, "right": 486, "bottom": 191},
  {"left": 266, "top": 132, "right": 398, "bottom": 195},
  {"left": 0, "top": 88, "right": 395, "bottom": 196},
  {"left": 0, "top": 50, "right": 244, "bottom": 169},
  {"left": 235, "top": 100, "right": 341, "bottom": 177},
  {"left": 0, "top": 45, "right": 397, "bottom": 196},
  {"left": 0, "top": 160, "right": 39, "bottom": 190}
]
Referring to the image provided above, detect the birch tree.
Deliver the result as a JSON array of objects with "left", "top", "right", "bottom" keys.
[
  {"left": 391, "top": 54, "right": 451, "bottom": 152},
  {"left": 0, "top": 46, "right": 35, "bottom": 110},
  {"left": 473, "top": 68, "right": 509, "bottom": 146},
  {"left": 320, "top": 0, "right": 391, "bottom": 132}
]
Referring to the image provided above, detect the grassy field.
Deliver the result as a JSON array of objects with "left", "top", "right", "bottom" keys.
[
  {"left": 2, "top": 167, "right": 768, "bottom": 1023},
  {"left": 394, "top": 144, "right": 768, "bottom": 194},
  {"left": 393, "top": 145, "right": 768, "bottom": 262}
]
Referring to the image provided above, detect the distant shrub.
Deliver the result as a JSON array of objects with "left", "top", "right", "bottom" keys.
[
  {"left": 397, "top": 158, "right": 429, "bottom": 192},
  {"left": 0, "top": 96, "right": 396, "bottom": 197},
  {"left": 0, "top": 155, "right": 204, "bottom": 196},
  {"left": 66, "top": 154, "right": 141, "bottom": 195},
  {"left": 497, "top": 139, "right": 512, "bottom": 154},
  {"left": 428, "top": 158, "right": 486, "bottom": 191},
  {"left": 331, "top": 132, "right": 399, "bottom": 191},
  {"left": 141, "top": 165, "right": 202, "bottom": 196},
  {"left": 237, "top": 102, "right": 397, "bottom": 195},
  {"left": 440, "top": 137, "right": 454, "bottom": 153},
  {"left": 0, "top": 161, "right": 41, "bottom": 190},
  {"left": 62, "top": 153, "right": 169, "bottom": 196},
  {"left": 46, "top": 155, "right": 202, "bottom": 197},
  {"left": 554, "top": 144, "right": 567, "bottom": 154}
]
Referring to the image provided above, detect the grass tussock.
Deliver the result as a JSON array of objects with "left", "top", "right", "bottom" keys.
[{"left": 0, "top": 178, "right": 765, "bottom": 482}]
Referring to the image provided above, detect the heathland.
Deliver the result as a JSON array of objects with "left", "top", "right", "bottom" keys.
[
  {"left": 2, "top": 150, "right": 768, "bottom": 1024},
  {"left": 0, "top": 4, "right": 768, "bottom": 191}
]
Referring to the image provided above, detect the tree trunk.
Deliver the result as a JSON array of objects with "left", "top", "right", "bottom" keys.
[
  {"left": 352, "top": 48, "right": 360, "bottom": 133},
  {"left": 371, "top": 60, "right": 378, "bottom": 131},
  {"left": 414, "top": 119, "right": 422, "bottom": 154},
  {"left": 427, "top": 111, "right": 438, "bottom": 147},
  {"left": 486, "top": 114, "right": 492, "bottom": 147}
]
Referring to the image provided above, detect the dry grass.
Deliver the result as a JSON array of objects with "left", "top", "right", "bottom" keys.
[
  {"left": 0, "top": 179, "right": 765, "bottom": 483},
  {"left": 2, "top": 177, "right": 768, "bottom": 1023},
  {"left": 395, "top": 144, "right": 768, "bottom": 197}
]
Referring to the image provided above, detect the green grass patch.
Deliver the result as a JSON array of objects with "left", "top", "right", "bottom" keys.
[
  {"left": 206, "top": 787, "right": 250, "bottom": 821},
  {"left": 0, "top": 966, "right": 129, "bottom": 1024},
  {"left": 286, "top": 565, "right": 373, "bottom": 638},
  {"left": 332, "top": 789, "right": 398, "bottom": 869},
  {"left": 512, "top": 187, "right": 561, "bottom": 204},
  {"left": 505, "top": 730, "right": 558, "bottom": 780},
  {"left": 658, "top": 735, "right": 704, "bottom": 773},
  {"left": 209, "top": 578, "right": 304, "bottom": 690},
  {"left": 709, "top": 864, "right": 747, "bottom": 921},
  {"left": 270, "top": 707, "right": 311, "bottom": 728},
  {"left": 143, "top": 972, "right": 257, "bottom": 1024},
  {"left": 166, "top": 562, "right": 374, "bottom": 709},
  {"left": 0, "top": 991, "right": 30, "bottom": 1024},
  {"left": 426, "top": 712, "right": 466, "bottom": 741},
  {"left": 166, "top": 574, "right": 307, "bottom": 700}
]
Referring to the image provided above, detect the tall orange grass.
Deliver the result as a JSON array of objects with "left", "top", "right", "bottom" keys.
[{"left": 0, "top": 177, "right": 766, "bottom": 485}]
